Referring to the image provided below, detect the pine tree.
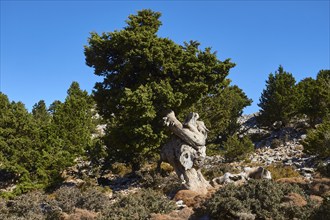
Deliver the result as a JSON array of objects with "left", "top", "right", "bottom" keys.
[
  {"left": 258, "top": 66, "right": 297, "bottom": 127},
  {"left": 193, "top": 84, "right": 252, "bottom": 147},
  {"left": 316, "top": 70, "right": 330, "bottom": 119},
  {"left": 84, "top": 9, "right": 248, "bottom": 169},
  {"left": 52, "top": 82, "right": 95, "bottom": 157}
]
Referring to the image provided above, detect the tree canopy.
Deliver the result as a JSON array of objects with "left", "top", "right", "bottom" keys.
[
  {"left": 0, "top": 82, "right": 95, "bottom": 196},
  {"left": 85, "top": 9, "right": 250, "bottom": 168}
]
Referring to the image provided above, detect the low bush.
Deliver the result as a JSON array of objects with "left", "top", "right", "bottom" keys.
[
  {"left": 204, "top": 180, "right": 315, "bottom": 219},
  {"left": 266, "top": 164, "right": 301, "bottom": 180},
  {"left": 110, "top": 162, "right": 132, "bottom": 177},
  {"left": 137, "top": 170, "right": 183, "bottom": 197},
  {"left": 101, "top": 188, "right": 177, "bottom": 220},
  {"left": 202, "top": 163, "right": 240, "bottom": 181},
  {"left": 0, "top": 190, "right": 46, "bottom": 220}
]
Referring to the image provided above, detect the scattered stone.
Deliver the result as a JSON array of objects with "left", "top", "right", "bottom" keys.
[
  {"left": 150, "top": 207, "right": 194, "bottom": 220},
  {"left": 212, "top": 167, "right": 271, "bottom": 186},
  {"left": 175, "top": 200, "right": 186, "bottom": 208}
]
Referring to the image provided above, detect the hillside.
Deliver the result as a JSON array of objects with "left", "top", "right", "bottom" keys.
[{"left": 1, "top": 113, "right": 329, "bottom": 220}]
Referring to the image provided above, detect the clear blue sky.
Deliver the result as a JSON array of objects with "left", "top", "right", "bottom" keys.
[{"left": 1, "top": 1, "right": 329, "bottom": 114}]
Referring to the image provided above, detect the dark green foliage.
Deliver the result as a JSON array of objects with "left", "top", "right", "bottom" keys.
[
  {"left": 258, "top": 66, "right": 297, "bottom": 127},
  {"left": 0, "top": 93, "right": 46, "bottom": 195},
  {"left": 52, "top": 82, "right": 95, "bottom": 157},
  {"left": 296, "top": 77, "right": 321, "bottom": 126},
  {"left": 85, "top": 9, "right": 249, "bottom": 168},
  {"left": 302, "top": 119, "right": 330, "bottom": 158},
  {"left": 205, "top": 180, "right": 314, "bottom": 220},
  {"left": 222, "top": 135, "right": 254, "bottom": 162},
  {"left": 316, "top": 70, "right": 330, "bottom": 119},
  {"left": 101, "top": 188, "right": 177, "bottom": 220},
  {"left": 296, "top": 70, "right": 330, "bottom": 126},
  {"left": 32, "top": 100, "right": 51, "bottom": 125},
  {"left": 0, "top": 82, "right": 96, "bottom": 196},
  {"left": 193, "top": 85, "right": 252, "bottom": 146}
]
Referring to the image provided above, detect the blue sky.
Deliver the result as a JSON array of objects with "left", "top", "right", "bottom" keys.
[{"left": 1, "top": 1, "right": 329, "bottom": 114}]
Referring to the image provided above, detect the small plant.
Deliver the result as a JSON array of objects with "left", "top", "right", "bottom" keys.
[
  {"left": 204, "top": 180, "right": 315, "bottom": 219},
  {"left": 110, "top": 162, "right": 132, "bottom": 177},
  {"left": 266, "top": 164, "right": 301, "bottom": 180},
  {"left": 0, "top": 190, "right": 46, "bottom": 220},
  {"left": 101, "top": 188, "right": 177, "bottom": 220},
  {"left": 78, "top": 187, "right": 112, "bottom": 212}
]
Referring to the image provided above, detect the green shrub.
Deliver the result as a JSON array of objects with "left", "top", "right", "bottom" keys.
[
  {"left": 78, "top": 187, "right": 111, "bottom": 212},
  {"left": 205, "top": 180, "right": 314, "bottom": 219},
  {"left": 223, "top": 135, "right": 254, "bottom": 162},
  {"left": 266, "top": 164, "right": 301, "bottom": 180},
  {"left": 302, "top": 120, "right": 330, "bottom": 158},
  {"left": 137, "top": 170, "right": 183, "bottom": 197},
  {"left": 110, "top": 162, "right": 132, "bottom": 177},
  {"left": 0, "top": 190, "right": 46, "bottom": 220},
  {"left": 52, "top": 186, "right": 82, "bottom": 213},
  {"left": 101, "top": 188, "right": 177, "bottom": 220},
  {"left": 202, "top": 163, "right": 240, "bottom": 181}
]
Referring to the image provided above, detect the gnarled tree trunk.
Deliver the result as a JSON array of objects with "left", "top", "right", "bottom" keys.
[{"left": 159, "top": 111, "right": 211, "bottom": 194}]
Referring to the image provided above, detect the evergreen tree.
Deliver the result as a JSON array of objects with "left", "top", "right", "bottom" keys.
[
  {"left": 193, "top": 83, "right": 252, "bottom": 147},
  {"left": 84, "top": 9, "right": 248, "bottom": 169},
  {"left": 257, "top": 66, "right": 297, "bottom": 127},
  {"left": 316, "top": 70, "right": 330, "bottom": 119},
  {"left": 52, "top": 82, "right": 95, "bottom": 157},
  {"left": 295, "top": 70, "right": 329, "bottom": 126},
  {"left": 302, "top": 119, "right": 330, "bottom": 158},
  {"left": 0, "top": 93, "right": 45, "bottom": 194},
  {"left": 296, "top": 77, "right": 320, "bottom": 126},
  {"left": 223, "top": 134, "right": 254, "bottom": 162},
  {"left": 32, "top": 100, "right": 51, "bottom": 125}
]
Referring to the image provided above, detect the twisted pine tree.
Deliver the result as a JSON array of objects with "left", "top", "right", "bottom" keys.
[{"left": 85, "top": 9, "right": 250, "bottom": 169}]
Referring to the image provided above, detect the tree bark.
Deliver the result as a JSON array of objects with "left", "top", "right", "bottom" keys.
[{"left": 160, "top": 111, "right": 211, "bottom": 194}]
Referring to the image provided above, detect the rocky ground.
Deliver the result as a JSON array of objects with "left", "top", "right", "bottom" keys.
[{"left": 1, "top": 114, "right": 329, "bottom": 219}]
